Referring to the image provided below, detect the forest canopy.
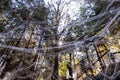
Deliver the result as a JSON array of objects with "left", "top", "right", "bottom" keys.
[{"left": 0, "top": 0, "right": 120, "bottom": 80}]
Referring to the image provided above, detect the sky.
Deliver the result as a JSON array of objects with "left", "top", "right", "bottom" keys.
[
  {"left": 44, "top": 0, "right": 83, "bottom": 20},
  {"left": 44, "top": 0, "right": 84, "bottom": 33}
]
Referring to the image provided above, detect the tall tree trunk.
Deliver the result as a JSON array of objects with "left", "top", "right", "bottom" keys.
[
  {"left": 51, "top": 25, "right": 59, "bottom": 80},
  {"left": 51, "top": 54, "right": 59, "bottom": 80},
  {"left": 93, "top": 42, "right": 104, "bottom": 70},
  {"left": 69, "top": 53, "right": 73, "bottom": 77},
  {"left": 85, "top": 47, "right": 93, "bottom": 75}
]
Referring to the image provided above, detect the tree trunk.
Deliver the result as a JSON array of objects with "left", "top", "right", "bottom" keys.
[{"left": 51, "top": 54, "right": 58, "bottom": 80}]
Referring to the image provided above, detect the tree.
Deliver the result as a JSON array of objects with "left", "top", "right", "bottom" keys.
[{"left": 0, "top": 0, "right": 120, "bottom": 80}]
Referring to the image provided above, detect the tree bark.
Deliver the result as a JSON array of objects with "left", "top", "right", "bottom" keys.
[{"left": 51, "top": 54, "right": 58, "bottom": 80}]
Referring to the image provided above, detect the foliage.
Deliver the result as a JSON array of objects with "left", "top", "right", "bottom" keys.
[
  {"left": 59, "top": 61, "right": 67, "bottom": 76},
  {"left": 0, "top": 0, "right": 120, "bottom": 80}
]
